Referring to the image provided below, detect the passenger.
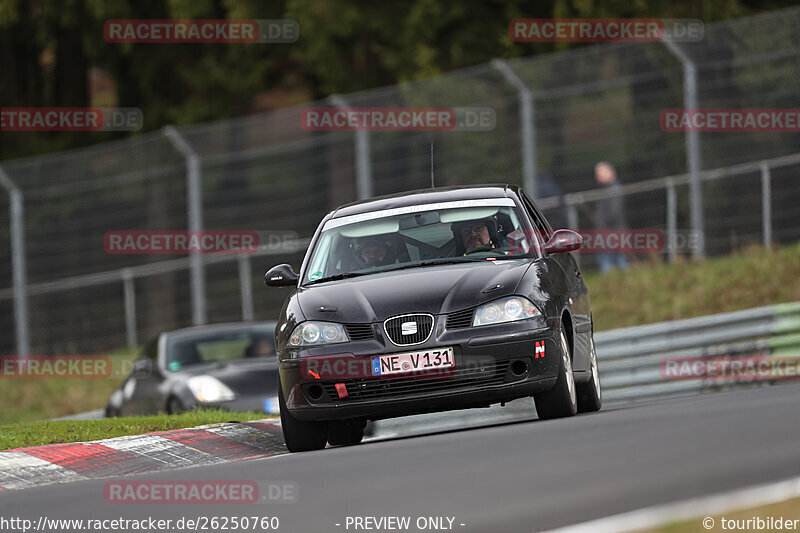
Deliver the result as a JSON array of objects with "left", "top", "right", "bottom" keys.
[
  {"left": 353, "top": 236, "right": 395, "bottom": 267},
  {"left": 245, "top": 337, "right": 275, "bottom": 358}
]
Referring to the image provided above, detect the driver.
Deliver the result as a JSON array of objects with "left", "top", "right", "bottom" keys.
[
  {"left": 352, "top": 236, "right": 395, "bottom": 267},
  {"left": 452, "top": 218, "right": 498, "bottom": 255}
]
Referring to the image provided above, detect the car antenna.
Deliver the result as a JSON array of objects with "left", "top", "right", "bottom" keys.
[{"left": 430, "top": 142, "right": 435, "bottom": 189}]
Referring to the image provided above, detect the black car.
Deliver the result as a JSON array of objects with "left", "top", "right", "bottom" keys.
[
  {"left": 105, "top": 322, "right": 280, "bottom": 417},
  {"left": 265, "top": 185, "right": 601, "bottom": 452}
]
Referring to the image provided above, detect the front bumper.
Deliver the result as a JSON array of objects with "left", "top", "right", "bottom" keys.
[{"left": 279, "top": 317, "right": 563, "bottom": 422}]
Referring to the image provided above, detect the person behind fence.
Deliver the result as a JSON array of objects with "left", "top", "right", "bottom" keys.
[{"left": 594, "top": 161, "right": 629, "bottom": 273}]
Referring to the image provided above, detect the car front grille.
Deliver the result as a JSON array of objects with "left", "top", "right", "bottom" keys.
[
  {"left": 446, "top": 307, "right": 475, "bottom": 329},
  {"left": 321, "top": 359, "right": 510, "bottom": 401},
  {"left": 344, "top": 323, "right": 374, "bottom": 341},
  {"left": 383, "top": 314, "right": 434, "bottom": 346}
]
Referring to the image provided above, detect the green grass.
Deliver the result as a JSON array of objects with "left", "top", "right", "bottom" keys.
[
  {"left": 0, "top": 409, "right": 274, "bottom": 450},
  {"left": 585, "top": 243, "right": 800, "bottom": 331},
  {"left": 634, "top": 496, "right": 800, "bottom": 532},
  {"left": 0, "top": 350, "right": 140, "bottom": 425}
]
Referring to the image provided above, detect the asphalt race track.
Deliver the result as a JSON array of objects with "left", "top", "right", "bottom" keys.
[{"left": 3, "top": 383, "right": 800, "bottom": 533}]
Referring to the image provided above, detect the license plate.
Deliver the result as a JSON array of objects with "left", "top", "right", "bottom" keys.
[{"left": 370, "top": 347, "right": 455, "bottom": 377}]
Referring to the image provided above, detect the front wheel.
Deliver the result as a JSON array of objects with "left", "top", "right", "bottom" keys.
[
  {"left": 577, "top": 332, "right": 602, "bottom": 413},
  {"left": 167, "top": 396, "right": 186, "bottom": 415},
  {"left": 534, "top": 328, "right": 577, "bottom": 419},
  {"left": 278, "top": 379, "right": 328, "bottom": 452}
]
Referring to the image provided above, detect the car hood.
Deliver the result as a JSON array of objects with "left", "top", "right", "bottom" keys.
[
  {"left": 172, "top": 359, "right": 279, "bottom": 396},
  {"left": 296, "top": 259, "right": 534, "bottom": 322}
]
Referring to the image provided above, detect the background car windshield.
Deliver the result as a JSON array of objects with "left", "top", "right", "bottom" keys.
[
  {"left": 304, "top": 204, "right": 532, "bottom": 283},
  {"left": 166, "top": 329, "right": 276, "bottom": 371}
]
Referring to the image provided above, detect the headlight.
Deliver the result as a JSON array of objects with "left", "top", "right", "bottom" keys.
[
  {"left": 288, "top": 322, "right": 349, "bottom": 346},
  {"left": 187, "top": 376, "right": 236, "bottom": 403},
  {"left": 473, "top": 296, "right": 541, "bottom": 326}
]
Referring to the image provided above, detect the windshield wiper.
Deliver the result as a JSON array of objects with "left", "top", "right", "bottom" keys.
[
  {"left": 306, "top": 272, "right": 369, "bottom": 285},
  {"left": 379, "top": 257, "right": 485, "bottom": 273}
]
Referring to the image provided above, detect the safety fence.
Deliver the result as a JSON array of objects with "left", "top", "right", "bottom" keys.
[{"left": 596, "top": 301, "right": 800, "bottom": 404}]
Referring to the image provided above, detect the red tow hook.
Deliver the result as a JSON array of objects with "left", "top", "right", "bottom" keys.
[{"left": 334, "top": 383, "right": 349, "bottom": 399}]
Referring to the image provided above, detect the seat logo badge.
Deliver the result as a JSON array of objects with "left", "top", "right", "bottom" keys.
[
  {"left": 401, "top": 321, "right": 418, "bottom": 335},
  {"left": 535, "top": 341, "right": 545, "bottom": 358}
]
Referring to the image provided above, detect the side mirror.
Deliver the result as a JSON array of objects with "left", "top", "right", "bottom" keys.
[
  {"left": 265, "top": 263, "right": 299, "bottom": 287},
  {"left": 543, "top": 229, "right": 583, "bottom": 254},
  {"left": 132, "top": 358, "right": 154, "bottom": 378}
]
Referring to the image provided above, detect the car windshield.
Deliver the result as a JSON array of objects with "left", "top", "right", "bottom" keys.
[
  {"left": 165, "top": 328, "right": 277, "bottom": 371},
  {"left": 303, "top": 199, "right": 535, "bottom": 284}
]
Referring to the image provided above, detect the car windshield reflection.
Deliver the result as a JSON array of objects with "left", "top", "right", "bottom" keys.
[{"left": 166, "top": 330, "right": 277, "bottom": 371}]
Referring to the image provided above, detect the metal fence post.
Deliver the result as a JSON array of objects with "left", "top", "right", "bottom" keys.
[
  {"left": 0, "top": 165, "right": 30, "bottom": 356},
  {"left": 238, "top": 255, "right": 254, "bottom": 321},
  {"left": 330, "top": 95, "right": 373, "bottom": 199},
  {"left": 663, "top": 38, "right": 705, "bottom": 259},
  {"left": 666, "top": 179, "right": 678, "bottom": 262},
  {"left": 163, "top": 126, "right": 207, "bottom": 325},
  {"left": 761, "top": 162, "right": 772, "bottom": 248},
  {"left": 491, "top": 59, "right": 537, "bottom": 196},
  {"left": 122, "top": 269, "right": 137, "bottom": 348}
]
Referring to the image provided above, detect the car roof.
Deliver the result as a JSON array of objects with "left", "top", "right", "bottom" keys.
[
  {"left": 163, "top": 322, "right": 277, "bottom": 340},
  {"left": 331, "top": 184, "right": 518, "bottom": 219}
]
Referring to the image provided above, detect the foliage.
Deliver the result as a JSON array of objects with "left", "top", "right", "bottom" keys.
[{"left": 2, "top": 0, "right": 797, "bottom": 159}]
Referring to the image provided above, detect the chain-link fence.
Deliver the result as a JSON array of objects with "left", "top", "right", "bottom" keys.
[{"left": 2, "top": 7, "right": 800, "bottom": 355}]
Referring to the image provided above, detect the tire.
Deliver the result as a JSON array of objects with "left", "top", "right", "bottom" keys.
[
  {"left": 167, "top": 396, "right": 186, "bottom": 415},
  {"left": 534, "top": 328, "right": 577, "bottom": 419},
  {"left": 104, "top": 405, "right": 120, "bottom": 418},
  {"left": 577, "top": 331, "right": 602, "bottom": 413},
  {"left": 327, "top": 419, "right": 365, "bottom": 447},
  {"left": 278, "top": 379, "right": 328, "bottom": 452}
]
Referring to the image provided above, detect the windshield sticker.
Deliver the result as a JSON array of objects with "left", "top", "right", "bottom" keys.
[
  {"left": 168, "top": 361, "right": 181, "bottom": 371},
  {"left": 323, "top": 198, "right": 515, "bottom": 230},
  {"left": 309, "top": 271, "right": 323, "bottom": 281}
]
